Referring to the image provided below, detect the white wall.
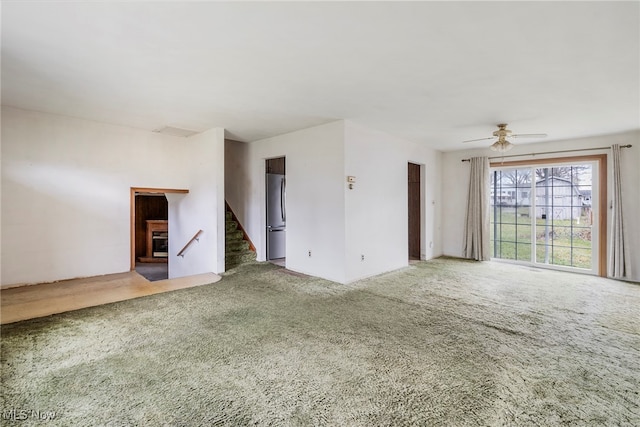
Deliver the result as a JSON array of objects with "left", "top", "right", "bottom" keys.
[
  {"left": 1, "top": 107, "right": 225, "bottom": 286},
  {"left": 167, "top": 128, "right": 226, "bottom": 279},
  {"left": 227, "top": 121, "right": 347, "bottom": 283},
  {"left": 225, "top": 138, "right": 251, "bottom": 231},
  {"left": 343, "top": 121, "right": 442, "bottom": 282},
  {"left": 441, "top": 130, "right": 640, "bottom": 281},
  {"left": 225, "top": 120, "right": 442, "bottom": 284}
]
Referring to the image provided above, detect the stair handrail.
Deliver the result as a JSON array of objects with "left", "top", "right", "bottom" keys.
[{"left": 177, "top": 230, "right": 203, "bottom": 257}]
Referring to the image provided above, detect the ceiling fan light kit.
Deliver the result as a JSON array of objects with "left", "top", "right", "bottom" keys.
[{"left": 490, "top": 140, "right": 513, "bottom": 152}]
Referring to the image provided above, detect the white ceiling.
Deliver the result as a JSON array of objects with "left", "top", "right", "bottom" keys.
[{"left": 2, "top": 1, "right": 638, "bottom": 151}]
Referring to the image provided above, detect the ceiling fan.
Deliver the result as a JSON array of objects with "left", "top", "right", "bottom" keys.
[{"left": 463, "top": 124, "right": 547, "bottom": 152}]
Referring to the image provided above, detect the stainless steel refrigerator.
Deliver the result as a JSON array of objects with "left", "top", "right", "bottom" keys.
[{"left": 266, "top": 173, "right": 286, "bottom": 260}]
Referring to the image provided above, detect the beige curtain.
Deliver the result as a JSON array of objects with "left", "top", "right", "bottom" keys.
[
  {"left": 609, "top": 144, "right": 627, "bottom": 278},
  {"left": 463, "top": 157, "right": 490, "bottom": 260}
]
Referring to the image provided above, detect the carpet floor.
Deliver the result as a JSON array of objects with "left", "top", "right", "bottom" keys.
[{"left": 1, "top": 258, "right": 639, "bottom": 426}]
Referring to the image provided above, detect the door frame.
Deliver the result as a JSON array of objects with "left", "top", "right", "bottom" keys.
[
  {"left": 265, "top": 157, "right": 286, "bottom": 262},
  {"left": 130, "top": 187, "right": 189, "bottom": 270}
]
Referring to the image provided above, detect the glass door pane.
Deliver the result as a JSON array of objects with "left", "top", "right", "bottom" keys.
[
  {"left": 534, "top": 164, "right": 593, "bottom": 270},
  {"left": 490, "top": 167, "right": 532, "bottom": 261}
]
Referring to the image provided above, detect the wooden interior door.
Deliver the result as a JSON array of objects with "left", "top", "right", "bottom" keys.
[{"left": 408, "top": 163, "right": 421, "bottom": 260}]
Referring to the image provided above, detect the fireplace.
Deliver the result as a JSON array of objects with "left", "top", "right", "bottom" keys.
[
  {"left": 152, "top": 230, "right": 168, "bottom": 257},
  {"left": 140, "top": 220, "right": 168, "bottom": 263}
]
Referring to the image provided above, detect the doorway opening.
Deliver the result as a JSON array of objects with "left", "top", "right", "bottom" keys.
[
  {"left": 130, "top": 187, "right": 189, "bottom": 281},
  {"left": 489, "top": 155, "right": 606, "bottom": 276},
  {"left": 408, "top": 162, "right": 421, "bottom": 260},
  {"left": 266, "top": 157, "right": 286, "bottom": 266}
]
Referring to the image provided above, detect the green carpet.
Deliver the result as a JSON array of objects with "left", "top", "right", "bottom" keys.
[{"left": 2, "top": 258, "right": 639, "bottom": 426}]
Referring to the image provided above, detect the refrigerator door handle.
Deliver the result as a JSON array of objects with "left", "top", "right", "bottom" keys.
[{"left": 281, "top": 178, "right": 286, "bottom": 222}]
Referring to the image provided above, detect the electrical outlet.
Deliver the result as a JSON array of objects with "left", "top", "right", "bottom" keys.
[
  {"left": 308, "top": 250, "right": 312, "bottom": 257},
  {"left": 361, "top": 254, "right": 365, "bottom": 261}
]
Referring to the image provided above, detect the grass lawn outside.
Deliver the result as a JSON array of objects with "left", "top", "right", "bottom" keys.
[{"left": 490, "top": 209, "right": 592, "bottom": 269}]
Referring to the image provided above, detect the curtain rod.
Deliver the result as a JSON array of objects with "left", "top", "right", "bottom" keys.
[{"left": 461, "top": 144, "right": 632, "bottom": 162}]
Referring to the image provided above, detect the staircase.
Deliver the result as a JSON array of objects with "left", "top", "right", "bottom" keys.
[{"left": 225, "top": 208, "right": 256, "bottom": 270}]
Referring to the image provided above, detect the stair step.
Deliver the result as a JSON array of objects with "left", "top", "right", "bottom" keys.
[
  {"left": 225, "top": 245, "right": 255, "bottom": 257},
  {"left": 226, "top": 229, "right": 244, "bottom": 241},
  {"left": 226, "top": 241, "right": 252, "bottom": 254},
  {"left": 226, "top": 240, "right": 249, "bottom": 252},
  {"left": 225, "top": 251, "right": 257, "bottom": 269},
  {"left": 225, "top": 206, "right": 256, "bottom": 269},
  {"left": 225, "top": 220, "right": 238, "bottom": 232}
]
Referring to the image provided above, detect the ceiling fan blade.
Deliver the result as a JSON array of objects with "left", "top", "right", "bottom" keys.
[
  {"left": 462, "top": 137, "right": 495, "bottom": 143},
  {"left": 511, "top": 133, "right": 547, "bottom": 139}
]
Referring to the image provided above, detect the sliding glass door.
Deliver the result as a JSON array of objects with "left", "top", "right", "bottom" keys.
[{"left": 490, "top": 161, "right": 598, "bottom": 273}]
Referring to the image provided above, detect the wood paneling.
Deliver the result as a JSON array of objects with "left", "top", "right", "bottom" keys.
[
  {"left": 135, "top": 196, "right": 168, "bottom": 259},
  {"left": 408, "top": 163, "right": 421, "bottom": 260},
  {"left": 266, "top": 157, "right": 286, "bottom": 174}
]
